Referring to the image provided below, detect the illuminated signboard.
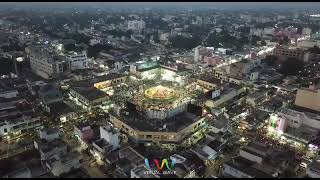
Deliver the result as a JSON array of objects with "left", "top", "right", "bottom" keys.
[
  {"left": 212, "top": 89, "right": 221, "bottom": 99},
  {"left": 270, "top": 114, "right": 287, "bottom": 133}
]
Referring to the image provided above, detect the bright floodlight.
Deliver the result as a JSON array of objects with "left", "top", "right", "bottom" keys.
[{"left": 144, "top": 85, "right": 176, "bottom": 100}]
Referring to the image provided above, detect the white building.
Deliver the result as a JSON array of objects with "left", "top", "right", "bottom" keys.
[
  {"left": 100, "top": 124, "right": 120, "bottom": 150},
  {"left": 240, "top": 14, "right": 252, "bottom": 22},
  {"left": 66, "top": 51, "right": 89, "bottom": 70},
  {"left": 302, "top": 28, "right": 312, "bottom": 36},
  {"left": 250, "top": 28, "right": 263, "bottom": 37},
  {"left": 39, "top": 128, "right": 60, "bottom": 142},
  {"left": 89, "top": 38, "right": 101, "bottom": 46},
  {"left": 263, "top": 28, "right": 275, "bottom": 35},
  {"left": 194, "top": 45, "right": 201, "bottom": 62},
  {"left": 46, "top": 154, "right": 81, "bottom": 177},
  {"left": 29, "top": 45, "right": 64, "bottom": 79},
  {"left": 127, "top": 20, "right": 146, "bottom": 31},
  {"left": 276, "top": 108, "right": 320, "bottom": 129},
  {"left": 160, "top": 32, "right": 170, "bottom": 42},
  {"left": 250, "top": 72, "right": 259, "bottom": 81}
]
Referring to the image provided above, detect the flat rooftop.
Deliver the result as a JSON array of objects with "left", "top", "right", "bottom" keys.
[
  {"left": 245, "top": 141, "right": 269, "bottom": 154},
  {"left": 112, "top": 108, "right": 202, "bottom": 132},
  {"left": 40, "top": 128, "right": 59, "bottom": 135},
  {"left": 95, "top": 73, "right": 127, "bottom": 82},
  {"left": 309, "top": 159, "right": 320, "bottom": 173},
  {"left": 71, "top": 73, "right": 127, "bottom": 87},
  {"left": 119, "top": 147, "right": 144, "bottom": 165},
  {"left": 94, "top": 138, "right": 113, "bottom": 150},
  {"left": 225, "top": 156, "right": 272, "bottom": 178},
  {"left": 71, "top": 87, "right": 108, "bottom": 101},
  {"left": 210, "top": 115, "right": 228, "bottom": 129},
  {"left": 48, "top": 102, "right": 74, "bottom": 115},
  {"left": 199, "top": 76, "right": 223, "bottom": 86}
]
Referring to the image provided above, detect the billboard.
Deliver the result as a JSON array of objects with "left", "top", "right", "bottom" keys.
[{"left": 212, "top": 89, "right": 221, "bottom": 99}]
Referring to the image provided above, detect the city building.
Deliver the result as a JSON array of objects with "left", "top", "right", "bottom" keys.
[
  {"left": 116, "top": 146, "right": 145, "bottom": 177},
  {"left": 127, "top": 20, "right": 146, "bottom": 31},
  {"left": 0, "top": 100, "right": 41, "bottom": 137},
  {"left": 28, "top": 44, "right": 65, "bottom": 79},
  {"left": 295, "top": 84, "right": 320, "bottom": 112},
  {"left": 66, "top": 51, "right": 89, "bottom": 70},
  {"left": 69, "top": 86, "right": 109, "bottom": 109},
  {"left": 273, "top": 46, "right": 304, "bottom": 61},
  {"left": 34, "top": 137, "right": 67, "bottom": 160},
  {"left": 100, "top": 124, "right": 120, "bottom": 150},
  {"left": 37, "top": 83, "right": 63, "bottom": 106},
  {"left": 93, "top": 73, "right": 129, "bottom": 90},
  {"left": 39, "top": 128, "right": 60, "bottom": 142},
  {"left": 223, "top": 141, "right": 293, "bottom": 178},
  {"left": 246, "top": 90, "right": 268, "bottom": 107},
  {"left": 302, "top": 27, "right": 312, "bottom": 36},
  {"left": 307, "top": 157, "right": 320, "bottom": 178},
  {"left": 45, "top": 153, "right": 81, "bottom": 177},
  {"left": 297, "top": 40, "right": 320, "bottom": 49}
]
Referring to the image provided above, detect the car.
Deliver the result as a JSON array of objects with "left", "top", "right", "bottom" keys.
[{"left": 300, "top": 162, "right": 308, "bottom": 169}]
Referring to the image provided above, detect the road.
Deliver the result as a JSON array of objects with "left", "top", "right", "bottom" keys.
[{"left": 80, "top": 152, "right": 109, "bottom": 178}]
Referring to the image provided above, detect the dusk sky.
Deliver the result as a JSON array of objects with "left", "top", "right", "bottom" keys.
[{"left": 1, "top": 2, "right": 320, "bottom": 9}]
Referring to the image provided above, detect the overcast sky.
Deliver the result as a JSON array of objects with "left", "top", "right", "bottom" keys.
[{"left": 1, "top": 2, "right": 320, "bottom": 9}]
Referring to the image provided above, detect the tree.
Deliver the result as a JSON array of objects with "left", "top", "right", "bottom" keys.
[
  {"left": 308, "top": 46, "right": 320, "bottom": 54},
  {"left": 153, "top": 33, "right": 160, "bottom": 43},
  {"left": 279, "top": 57, "right": 304, "bottom": 76},
  {"left": 87, "top": 44, "right": 113, "bottom": 58},
  {"left": 0, "top": 57, "right": 14, "bottom": 75},
  {"left": 169, "top": 35, "right": 201, "bottom": 50},
  {"left": 264, "top": 55, "right": 278, "bottom": 66}
]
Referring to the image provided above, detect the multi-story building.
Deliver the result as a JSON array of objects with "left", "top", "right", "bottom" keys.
[
  {"left": 34, "top": 128, "right": 81, "bottom": 177},
  {"left": 273, "top": 46, "right": 304, "bottom": 61},
  {"left": 100, "top": 124, "right": 120, "bottom": 150},
  {"left": 0, "top": 100, "right": 41, "bottom": 137},
  {"left": 297, "top": 40, "right": 320, "bottom": 49},
  {"left": 65, "top": 51, "right": 89, "bottom": 70},
  {"left": 93, "top": 73, "right": 129, "bottom": 90},
  {"left": 37, "top": 83, "right": 63, "bottom": 106},
  {"left": 69, "top": 86, "right": 109, "bottom": 109},
  {"left": 127, "top": 20, "right": 146, "bottom": 31},
  {"left": 29, "top": 44, "right": 65, "bottom": 79},
  {"left": 0, "top": 116, "right": 41, "bottom": 137},
  {"left": 45, "top": 154, "right": 81, "bottom": 177},
  {"left": 38, "top": 128, "right": 60, "bottom": 142},
  {"left": 302, "top": 28, "right": 312, "bottom": 36},
  {"left": 295, "top": 85, "right": 320, "bottom": 112},
  {"left": 276, "top": 108, "right": 320, "bottom": 129}
]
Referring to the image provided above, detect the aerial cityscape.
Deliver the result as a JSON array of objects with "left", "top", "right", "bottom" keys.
[{"left": 1, "top": 2, "right": 320, "bottom": 178}]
